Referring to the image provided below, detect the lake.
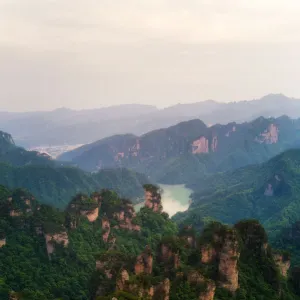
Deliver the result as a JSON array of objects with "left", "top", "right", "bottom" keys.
[{"left": 135, "top": 184, "right": 192, "bottom": 217}]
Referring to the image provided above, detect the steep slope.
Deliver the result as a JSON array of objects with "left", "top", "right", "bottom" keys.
[
  {"left": 0, "top": 185, "right": 298, "bottom": 300},
  {"left": 59, "top": 116, "right": 300, "bottom": 183},
  {"left": 0, "top": 130, "right": 53, "bottom": 167},
  {"left": 174, "top": 149, "right": 300, "bottom": 236}
]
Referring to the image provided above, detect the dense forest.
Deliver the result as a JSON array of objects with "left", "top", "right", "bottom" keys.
[
  {"left": 0, "top": 184, "right": 299, "bottom": 299},
  {"left": 174, "top": 149, "right": 300, "bottom": 238}
]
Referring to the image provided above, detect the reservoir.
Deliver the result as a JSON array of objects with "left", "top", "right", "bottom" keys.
[{"left": 135, "top": 184, "right": 192, "bottom": 217}]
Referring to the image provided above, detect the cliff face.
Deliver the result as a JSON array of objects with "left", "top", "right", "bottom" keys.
[
  {"left": 218, "top": 236, "right": 240, "bottom": 293},
  {"left": 256, "top": 124, "right": 279, "bottom": 144},
  {"left": 160, "top": 243, "right": 180, "bottom": 269},
  {"left": 0, "top": 238, "right": 6, "bottom": 248},
  {"left": 102, "top": 218, "right": 111, "bottom": 243},
  {"left": 273, "top": 254, "right": 291, "bottom": 277},
  {"left": 201, "top": 245, "right": 216, "bottom": 264},
  {"left": 144, "top": 185, "right": 163, "bottom": 213},
  {"left": 45, "top": 232, "right": 69, "bottom": 255},
  {"left": 135, "top": 247, "right": 153, "bottom": 275}
]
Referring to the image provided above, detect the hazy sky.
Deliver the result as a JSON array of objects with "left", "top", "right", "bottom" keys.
[{"left": 1, "top": 0, "right": 300, "bottom": 111}]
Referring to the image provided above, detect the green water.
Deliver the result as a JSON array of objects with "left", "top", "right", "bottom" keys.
[{"left": 135, "top": 184, "right": 192, "bottom": 217}]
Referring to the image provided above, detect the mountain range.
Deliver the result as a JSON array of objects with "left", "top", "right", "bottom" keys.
[
  {"left": 59, "top": 115, "right": 300, "bottom": 184},
  {"left": 2, "top": 94, "right": 300, "bottom": 147}
]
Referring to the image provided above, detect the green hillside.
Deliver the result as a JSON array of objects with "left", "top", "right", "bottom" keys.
[
  {"left": 174, "top": 149, "right": 300, "bottom": 237},
  {"left": 0, "top": 185, "right": 298, "bottom": 300}
]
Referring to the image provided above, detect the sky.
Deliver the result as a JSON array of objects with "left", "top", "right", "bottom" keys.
[{"left": 1, "top": 0, "right": 300, "bottom": 111}]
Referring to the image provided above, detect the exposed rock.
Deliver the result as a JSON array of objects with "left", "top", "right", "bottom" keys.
[
  {"left": 256, "top": 124, "right": 279, "bottom": 144},
  {"left": 264, "top": 183, "right": 274, "bottom": 196},
  {"left": 81, "top": 207, "right": 99, "bottom": 222},
  {"left": 201, "top": 245, "right": 216, "bottom": 263},
  {"left": 102, "top": 218, "right": 111, "bottom": 243},
  {"left": 114, "top": 152, "right": 125, "bottom": 161},
  {"left": 161, "top": 244, "right": 180, "bottom": 269},
  {"left": 116, "top": 269, "right": 130, "bottom": 291},
  {"left": 218, "top": 235, "right": 240, "bottom": 293},
  {"left": 153, "top": 278, "right": 170, "bottom": 300},
  {"left": 45, "top": 232, "right": 69, "bottom": 255},
  {"left": 199, "top": 281, "right": 216, "bottom": 300},
  {"left": 192, "top": 137, "right": 209, "bottom": 154},
  {"left": 211, "top": 136, "right": 218, "bottom": 152},
  {"left": 9, "top": 210, "right": 22, "bottom": 217},
  {"left": 273, "top": 254, "right": 291, "bottom": 277},
  {"left": 134, "top": 246, "right": 153, "bottom": 275},
  {"left": 144, "top": 187, "right": 163, "bottom": 213},
  {"left": 0, "top": 238, "right": 6, "bottom": 248}
]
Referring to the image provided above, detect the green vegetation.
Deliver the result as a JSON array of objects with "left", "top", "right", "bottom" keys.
[
  {"left": 0, "top": 185, "right": 298, "bottom": 299},
  {"left": 174, "top": 149, "right": 300, "bottom": 238}
]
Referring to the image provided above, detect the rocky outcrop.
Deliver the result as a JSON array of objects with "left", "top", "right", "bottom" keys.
[
  {"left": 161, "top": 244, "right": 180, "bottom": 269},
  {"left": 256, "top": 124, "right": 279, "bottom": 144},
  {"left": 273, "top": 254, "right": 291, "bottom": 277},
  {"left": 0, "top": 238, "right": 6, "bottom": 248},
  {"left": 80, "top": 207, "right": 99, "bottom": 222},
  {"left": 9, "top": 210, "right": 22, "bottom": 217},
  {"left": 114, "top": 152, "right": 125, "bottom": 162},
  {"left": 218, "top": 235, "right": 240, "bottom": 293},
  {"left": 144, "top": 185, "right": 163, "bottom": 213},
  {"left": 264, "top": 183, "right": 274, "bottom": 196},
  {"left": 135, "top": 246, "right": 153, "bottom": 275},
  {"left": 153, "top": 279, "right": 170, "bottom": 300},
  {"left": 116, "top": 269, "right": 130, "bottom": 291},
  {"left": 211, "top": 136, "right": 218, "bottom": 152},
  {"left": 102, "top": 218, "right": 111, "bottom": 243},
  {"left": 45, "top": 232, "right": 69, "bottom": 255},
  {"left": 201, "top": 245, "right": 216, "bottom": 263},
  {"left": 187, "top": 271, "right": 216, "bottom": 300},
  {"left": 199, "top": 281, "right": 216, "bottom": 300},
  {"left": 192, "top": 137, "right": 209, "bottom": 154}
]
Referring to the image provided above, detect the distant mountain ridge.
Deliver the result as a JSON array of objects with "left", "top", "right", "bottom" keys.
[
  {"left": 2, "top": 94, "right": 300, "bottom": 147},
  {"left": 59, "top": 115, "right": 300, "bottom": 184}
]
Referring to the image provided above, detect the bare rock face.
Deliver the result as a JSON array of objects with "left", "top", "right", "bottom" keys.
[
  {"left": 211, "top": 136, "right": 218, "bottom": 152},
  {"left": 199, "top": 281, "right": 216, "bottom": 300},
  {"left": 153, "top": 278, "right": 170, "bottom": 300},
  {"left": 201, "top": 245, "right": 216, "bottom": 264},
  {"left": 161, "top": 244, "right": 180, "bottom": 269},
  {"left": 256, "top": 124, "right": 279, "bottom": 144},
  {"left": 130, "top": 139, "right": 141, "bottom": 157},
  {"left": 187, "top": 270, "right": 216, "bottom": 300},
  {"left": 135, "top": 247, "right": 153, "bottom": 275},
  {"left": 192, "top": 137, "right": 209, "bottom": 154},
  {"left": 218, "top": 236, "right": 240, "bottom": 293},
  {"left": 144, "top": 187, "right": 163, "bottom": 213},
  {"left": 116, "top": 269, "right": 130, "bottom": 291},
  {"left": 0, "top": 238, "right": 6, "bottom": 248},
  {"left": 102, "top": 218, "right": 111, "bottom": 243},
  {"left": 81, "top": 207, "right": 99, "bottom": 222},
  {"left": 9, "top": 210, "right": 22, "bottom": 217},
  {"left": 273, "top": 254, "right": 291, "bottom": 277},
  {"left": 114, "top": 152, "right": 125, "bottom": 162},
  {"left": 264, "top": 183, "right": 274, "bottom": 196},
  {"left": 45, "top": 232, "right": 69, "bottom": 255}
]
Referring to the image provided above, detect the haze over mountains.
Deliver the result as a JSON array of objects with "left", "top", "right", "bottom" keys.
[{"left": 2, "top": 94, "right": 300, "bottom": 147}]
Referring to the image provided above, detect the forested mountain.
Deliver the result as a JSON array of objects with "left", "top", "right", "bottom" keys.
[
  {"left": 2, "top": 94, "right": 300, "bottom": 147},
  {"left": 59, "top": 116, "right": 300, "bottom": 184},
  {"left": 0, "top": 131, "right": 53, "bottom": 167},
  {"left": 0, "top": 185, "right": 298, "bottom": 300},
  {"left": 0, "top": 131, "right": 149, "bottom": 208},
  {"left": 174, "top": 149, "right": 300, "bottom": 237}
]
